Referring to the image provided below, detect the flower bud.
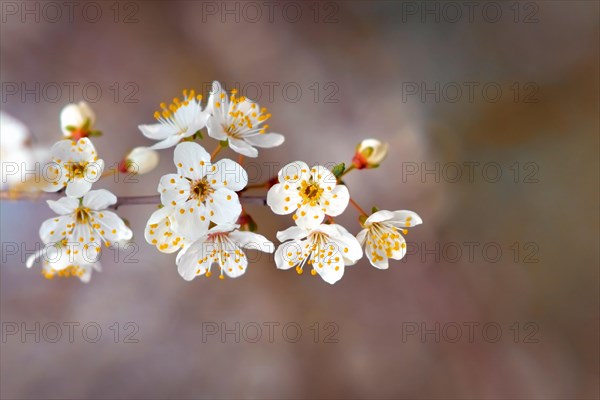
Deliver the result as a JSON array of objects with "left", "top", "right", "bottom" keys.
[
  {"left": 236, "top": 210, "right": 257, "bottom": 232},
  {"left": 60, "top": 101, "right": 97, "bottom": 140},
  {"left": 352, "top": 139, "right": 389, "bottom": 169},
  {"left": 119, "top": 147, "right": 159, "bottom": 175}
]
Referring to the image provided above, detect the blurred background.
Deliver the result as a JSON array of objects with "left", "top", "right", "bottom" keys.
[{"left": 1, "top": 1, "right": 598, "bottom": 398}]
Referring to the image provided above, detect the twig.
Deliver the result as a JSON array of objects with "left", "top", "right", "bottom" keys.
[{"left": 0, "top": 191, "right": 267, "bottom": 210}]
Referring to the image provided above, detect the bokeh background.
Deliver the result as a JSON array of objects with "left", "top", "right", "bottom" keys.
[{"left": 1, "top": 1, "right": 598, "bottom": 398}]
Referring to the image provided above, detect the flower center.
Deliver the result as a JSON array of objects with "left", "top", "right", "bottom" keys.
[
  {"left": 75, "top": 207, "right": 91, "bottom": 224},
  {"left": 190, "top": 178, "right": 214, "bottom": 202},
  {"left": 221, "top": 90, "right": 271, "bottom": 136},
  {"left": 299, "top": 180, "right": 323, "bottom": 206},
  {"left": 66, "top": 162, "right": 88, "bottom": 179},
  {"left": 43, "top": 265, "right": 85, "bottom": 279},
  {"left": 368, "top": 223, "right": 406, "bottom": 260}
]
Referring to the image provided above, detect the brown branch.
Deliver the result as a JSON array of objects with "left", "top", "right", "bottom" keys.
[{"left": 0, "top": 191, "right": 267, "bottom": 210}]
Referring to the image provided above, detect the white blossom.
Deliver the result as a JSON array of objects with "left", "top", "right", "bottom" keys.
[
  {"left": 206, "top": 81, "right": 284, "bottom": 157},
  {"left": 139, "top": 89, "right": 209, "bottom": 150},
  {"left": 157, "top": 142, "right": 247, "bottom": 240},
  {"left": 356, "top": 210, "right": 422, "bottom": 269},
  {"left": 267, "top": 161, "right": 349, "bottom": 229},
  {"left": 44, "top": 138, "right": 104, "bottom": 198},
  {"left": 0, "top": 111, "right": 48, "bottom": 190},
  {"left": 274, "top": 224, "right": 362, "bottom": 284},
  {"left": 39, "top": 189, "right": 132, "bottom": 253},
  {"left": 26, "top": 243, "right": 101, "bottom": 283},
  {"left": 177, "top": 224, "right": 273, "bottom": 280}
]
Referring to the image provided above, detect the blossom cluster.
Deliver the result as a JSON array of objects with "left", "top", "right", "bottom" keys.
[
  {"left": 12, "top": 103, "right": 134, "bottom": 281},
  {"left": 4, "top": 80, "right": 423, "bottom": 284}
]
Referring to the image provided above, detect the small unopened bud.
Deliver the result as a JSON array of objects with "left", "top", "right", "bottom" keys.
[
  {"left": 119, "top": 147, "right": 159, "bottom": 175},
  {"left": 60, "top": 101, "right": 99, "bottom": 140},
  {"left": 352, "top": 139, "right": 389, "bottom": 169}
]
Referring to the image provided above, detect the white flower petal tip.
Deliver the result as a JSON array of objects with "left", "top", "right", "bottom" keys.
[
  {"left": 122, "top": 147, "right": 159, "bottom": 175},
  {"left": 267, "top": 161, "right": 349, "bottom": 230},
  {"left": 352, "top": 139, "right": 389, "bottom": 169},
  {"left": 176, "top": 225, "right": 274, "bottom": 281},
  {"left": 274, "top": 224, "right": 362, "bottom": 284},
  {"left": 358, "top": 209, "right": 422, "bottom": 269},
  {"left": 206, "top": 81, "right": 283, "bottom": 158},
  {"left": 138, "top": 89, "right": 208, "bottom": 150}
]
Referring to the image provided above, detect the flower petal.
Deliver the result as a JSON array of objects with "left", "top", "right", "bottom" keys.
[
  {"left": 329, "top": 224, "right": 363, "bottom": 264},
  {"left": 314, "top": 255, "right": 345, "bottom": 285},
  {"left": 364, "top": 210, "right": 396, "bottom": 225},
  {"left": 294, "top": 205, "right": 324, "bottom": 230},
  {"left": 173, "top": 142, "right": 211, "bottom": 179},
  {"left": 222, "top": 246, "right": 248, "bottom": 278},
  {"left": 78, "top": 262, "right": 100, "bottom": 283},
  {"left": 91, "top": 211, "right": 132, "bottom": 243},
  {"left": 39, "top": 216, "right": 72, "bottom": 244},
  {"left": 310, "top": 165, "right": 337, "bottom": 187},
  {"left": 206, "top": 116, "right": 228, "bottom": 140},
  {"left": 387, "top": 210, "right": 423, "bottom": 228},
  {"left": 50, "top": 139, "right": 77, "bottom": 161},
  {"left": 267, "top": 183, "right": 301, "bottom": 215},
  {"left": 159, "top": 174, "right": 190, "bottom": 207},
  {"left": 206, "top": 188, "right": 242, "bottom": 224},
  {"left": 388, "top": 233, "right": 407, "bottom": 261},
  {"left": 322, "top": 185, "right": 350, "bottom": 216},
  {"left": 244, "top": 133, "right": 284, "bottom": 148},
  {"left": 171, "top": 202, "right": 210, "bottom": 242},
  {"left": 356, "top": 229, "right": 368, "bottom": 245},
  {"left": 228, "top": 138, "right": 258, "bottom": 158},
  {"left": 365, "top": 242, "right": 390, "bottom": 269},
  {"left": 278, "top": 161, "right": 310, "bottom": 184},
  {"left": 71, "top": 222, "right": 93, "bottom": 248},
  {"left": 276, "top": 226, "right": 308, "bottom": 242},
  {"left": 149, "top": 135, "right": 183, "bottom": 150},
  {"left": 47, "top": 197, "right": 78, "bottom": 215},
  {"left": 138, "top": 123, "right": 177, "bottom": 140},
  {"left": 145, "top": 208, "right": 184, "bottom": 254},
  {"left": 66, "top": 178, "right": 92, "bottom": 198},
  {"left": 206, "top": 80, "right": 229, "bottom": 116},
  {"left": 275, "top": 239, "right": 307, "bottom": 270},
  {"left": 176, "top": 242, "right": 211, "bottom": 281},
  {"left": 83, "top": 189, "right": 117, "bottom": 210},
  {"left": 229, "top": 231, "right": 274, "bottom": 253},
  {"left": 209, "top": 159, "right": 248, "bottom": 192}
]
